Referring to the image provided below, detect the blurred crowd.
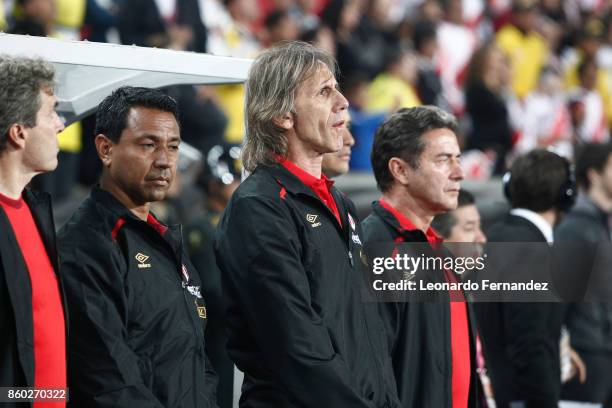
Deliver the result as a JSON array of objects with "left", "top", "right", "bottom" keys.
[{"left": 2, "top": 0, "right": 612, "bottom": 194}]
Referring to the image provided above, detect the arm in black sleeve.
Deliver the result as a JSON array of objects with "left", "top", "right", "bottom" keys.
[
  {"left": 215, "top": 195, "right": 375, "bottom": 408},
  {"left": 59, "top": 234, "right": 165, "bottom": 408},
  {"left": 503, "top": 302, "right": 560, "bottom": 408}
]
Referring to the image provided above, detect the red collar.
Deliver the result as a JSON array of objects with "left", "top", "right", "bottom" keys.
[
  {"left": 147, "top": 213, "right": 168, "bottom": 235},
  {"left": 0, "top": 192, "right": 24, "bottom": 209},
  {"left": 277, "top": 157, "right": 335, "bottom": 196},
  {"left": 379, "top": 199, "right": 442, "bottom": 244}
]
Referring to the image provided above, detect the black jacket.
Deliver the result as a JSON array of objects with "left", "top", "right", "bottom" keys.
[
  {"left": 361, "top": 201, "right": 481, "bottom": 408},
  {"left": 58, "top": 187, "right": 218, "bottom": 408},
  {"left": 0, "top": 189, "right": 63, "bottom": 408},
  {"left": 476, "top": 214, "right": 563, "bottom": 408},
  {"left": 555, "top": 194, "right": 612, "bottom": 354},
  {"left": 214, "top": 164, "right": 399, "bottom": 408}
]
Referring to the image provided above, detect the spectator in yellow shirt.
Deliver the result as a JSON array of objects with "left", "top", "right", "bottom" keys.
[
  {"left": 366, "top": 47, "right": 421, "bottom": 114},
  {"left": 496, "top": 0, "right": 548, "bottom": 99},
  {"left": 564, "top": 18, "right": 612, "bottom": 126}
]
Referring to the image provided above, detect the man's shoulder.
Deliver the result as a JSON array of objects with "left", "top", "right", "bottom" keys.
[
  {"left": 361, "top": 211, "right": 392, "bottom": 241},
  {"left": 235, "top": 167, "right": 280, "bottom": 197},
  {"left": 487, "top": 214, "right": 544, "bottom": 242},
  {"left": 58, "top": 197, "right": 113, "bottom": 247},
  {"left": 556, "top": 208, "right": 608, "bottom": 242}
]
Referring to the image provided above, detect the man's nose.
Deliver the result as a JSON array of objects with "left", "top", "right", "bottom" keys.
[
  {"left": 154, "top": 147, "right": 172, "bottom": 168},
  {"left": 475, "top": 228, "right": 487, "bottom": 244},
  {"left": 450, "top": 159, "right": 464, "bottom": 181},
  {"left": 334, "top": 89, "right": 349, "bottom": 112},
  {"left": 54, "top": 112, "right": 65, "bottom": 133}
]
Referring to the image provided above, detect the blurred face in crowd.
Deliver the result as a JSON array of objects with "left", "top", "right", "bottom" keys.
[
  {"left": 228, "top": 0, "right": 260, "bottom": 23},
  {"left": 402, "top": 129, "right": 464, "bottom": 215},
  {"left": 514, "top": 8, "right": 538, "bottom": 33},
  {"left": 269, "top": 14, "right": 299, "bottom": 44},
  {"left": 313, "top": 26, "right": 337, "bottom": 57},
  {"left": 281, "top": 63, "right": 349, "bottom": 156},
  {"left": 98, "top": 107, "right": 180, "bottom": 207},
  {"left": 446, "top": 204, "right": 486, "bottom": 243},
  {"left": 322, "top": 111, "right": 355, "bottom": 177},
  {"left": 484, "top": 46, "right": 508, "bottom": 91},
  {"left": 339, "top": 0, "right": 362, "bottom": 32},
  {"left": 396, "top": 52, "right": 418, "bottom": 85},
  {"left": 23, "top": 0, "right": 56, "bottom": 27},
  {"left": 22, "top": 89, "right": 65, "bottom": 173}
]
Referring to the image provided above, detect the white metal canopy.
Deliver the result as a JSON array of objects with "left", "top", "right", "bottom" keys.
[{"left": 0, "top": 33, "right": 253, "bottom": 124}]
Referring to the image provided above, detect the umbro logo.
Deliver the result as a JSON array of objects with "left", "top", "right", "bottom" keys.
[
  {"left": 135, "top": 252, "right": 151, "bottom": 269},
  {"left": 306, "top": 214, "right": 321, "bottom": 228}
]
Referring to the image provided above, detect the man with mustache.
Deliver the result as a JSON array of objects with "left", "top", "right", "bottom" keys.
[
  {"left": 58, "top": 87, "right": 218, "bottom": 407},
  {"left": 362, "top": 106, "right": 481, "bottom": 408}
]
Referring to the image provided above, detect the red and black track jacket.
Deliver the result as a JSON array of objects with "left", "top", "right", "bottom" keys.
[
  {"left": 58, "top": 187, "right": 218, "bottom": 408},
  {"left": 361, "top": 201, "right": 481, "bottom": 408},
  {"left": 214, "top": 164, "right": 400, "bottom": 408}
]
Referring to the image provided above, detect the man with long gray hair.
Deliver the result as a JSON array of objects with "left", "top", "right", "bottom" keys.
[
  {"left": 215, "top": 42, "right": 399, "bottom": 407},
  {"left": 0, "top": 56, "right": 67, "bottom": 405}
]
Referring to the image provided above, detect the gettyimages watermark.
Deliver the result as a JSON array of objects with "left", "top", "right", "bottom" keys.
[{"left": 359, "top": 242, "right": 612, "bottom": 303}]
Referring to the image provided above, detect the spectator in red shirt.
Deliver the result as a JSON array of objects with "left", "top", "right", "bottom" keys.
[{"left": 0, "top": 55, "right": 67, "bottom": 407}]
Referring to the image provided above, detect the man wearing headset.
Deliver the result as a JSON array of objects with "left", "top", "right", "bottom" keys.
[{"left": 475, "top": 149, "right": 575, "bottom": 408}]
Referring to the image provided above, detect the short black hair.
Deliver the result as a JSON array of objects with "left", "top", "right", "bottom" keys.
[
  {"left": 265, "top": 9, "right": 288, "bottom": 30},
  {"left": 508, "top": 149, "right": 569, "bottom": 212},
  {"left": 95, "top": 86, "right": 179, "bottom": 143},
  {"left": 371, "top": 106, "right": 459, "bottom": 193},
  {"left": 431, "top": 189, "right": 475, "bottom": 238},
  {"left": 575, "top": 143, "right": 612, "bottom": 190}
]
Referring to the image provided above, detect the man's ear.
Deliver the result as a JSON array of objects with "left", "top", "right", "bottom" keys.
[
  {"left": 388, "top": 157, "right": 413, "bottom": 186},
  {"left": 5, "top": 123, "right": 28, "bottom": 150},
  {"left": 95, "top": 134, "right": 114, "bottom": 167},
  {"left": 272, "top": 111, "right": 294, "bottom": 130}
]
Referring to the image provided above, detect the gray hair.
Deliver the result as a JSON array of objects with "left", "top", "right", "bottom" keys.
[
  {"left": 242, "top": 41, "right": 336, "bottom": 172},
  {"left": 0, "top": 56, "right": 55, "bottom": 154}
]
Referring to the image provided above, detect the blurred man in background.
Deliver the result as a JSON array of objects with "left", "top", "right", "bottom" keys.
[
  {"left": 322, "top": 110, "right": 354, "bottom": 178},
  {"left": 432, "top": 189, "right": 486, "bottom": 246},
  {"left": 186, "top": 142, "right": 242, "bottom": 408},
  {"left": 556, "top": 142, "right": 612, "bottom": 407},
  {"left": 476, "top": 149, "right": 575, "bottom": 408}
]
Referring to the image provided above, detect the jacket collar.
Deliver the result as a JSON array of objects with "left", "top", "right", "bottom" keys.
[
  {"left": 259, "top": 164, "right": 349, "bottom": 236},
  {"left": 261, "top": 163, "right": 322, "bottom": 200},
  {"left": 91, "top": 185, "right": 141, "bottom": 222},
  {"left": 89, "top": 186, "right": 181, "bottom": 247},
  {"left": 371, "top": 200, "right": 431, "bottom": 243}
]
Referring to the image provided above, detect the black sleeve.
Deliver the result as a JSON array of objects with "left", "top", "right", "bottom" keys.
[
  {"left": 215, "top": 195, "right": 375, "bottom": 408},
  {"left": 59, "top": 234, "right": 165, "bottom": 407},
  {"left": 503, "top": 303, "right": 560, "bottom": 408}
]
